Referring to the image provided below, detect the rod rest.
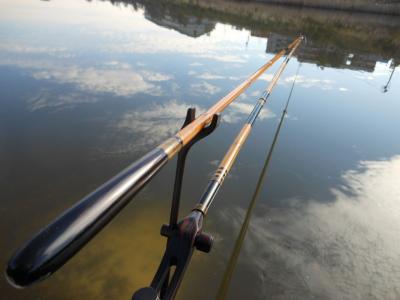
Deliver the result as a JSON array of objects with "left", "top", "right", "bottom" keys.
[
  {"left": 132, "top": 108, "right": 219, "bottom": 300},
  {"left": 132, "top": 211, "right": 213, "bottom": 300}
]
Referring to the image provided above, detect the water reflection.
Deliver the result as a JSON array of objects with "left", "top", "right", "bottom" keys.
[
  {"left": 111, "top": 99, "right": 275, "bottom": 154},
  {"left": 115, "top": 100, "right": 199, "bottom": 151},
  {"left": 0, "top": 0, "right": 400, "bottom": 300},
  {"left": 103, "top": 0, "right": 400, "bottom": 71},
  {"left": 27, "top": 90, "right": 98, "bottom": 111},
  {"left": 220, "top": 156, "right": 400, "bottom": 299},
  {"left": 0, "top": 57, "right": 168, "bottom": 98}
]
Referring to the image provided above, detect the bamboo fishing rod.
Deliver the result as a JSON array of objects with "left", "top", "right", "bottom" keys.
[
  {"left": 133, "top": 36, "right": 303, "bottom": 300},
  {"left": 194, "top": 37, "right": 302, "bottom": 216},
  {"left": 6, "top": 37, "right": 302, "bottom": 288},
  {"left": 216, "top": 63, "right": 302, "bottom": 300}
]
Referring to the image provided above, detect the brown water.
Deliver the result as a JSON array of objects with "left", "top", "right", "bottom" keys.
[{"left": 1, "top": 0, "right": 400, "bottom": 299}]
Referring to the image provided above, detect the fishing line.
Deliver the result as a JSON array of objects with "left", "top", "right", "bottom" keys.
[{"left": 216, "top": 62, "right": 302, "bottom": 300}]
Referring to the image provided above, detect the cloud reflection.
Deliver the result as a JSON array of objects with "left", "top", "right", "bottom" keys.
[
  {"left": 196, "top": 72, "right": 240, "bottom": 81},
  {"left": 284, "top": 75, "right": 334, "bottom": 90},
  {"left": 114, "top": 100, "right": 204, "bottom": 152},
  {"left": 0, "top": 56, "right": 171, "bottom": 98},
  {"left": 33, "top": 65, "right": 161, "bottom": 97},
  {"left": 223, "top": 102, "right": 275, "bottom": 124},
  {"left": 104, "top": 22, "right": 250, "bottom": 64},
  {"left": 110, "top": 97, "right": 274, "bottom": 155},
  {"left": 222, "top": 155, "right": 400, "bottom": 299},
  {"left": 0, "top": 44, "right": 72, "bottom": 58},
  {"left": 27, "top": 90, "right": 98, "bottom": 111},
  {"left": 190, "top": 81, "right": 221, "bottom": 95},
  {"left": 261, "top": 73, "right": 339, "bottom": 91}
]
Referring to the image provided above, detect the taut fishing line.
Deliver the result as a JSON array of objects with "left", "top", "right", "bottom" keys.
[{"left": 216, "top": 62, "right": 302, "bottom": 300}]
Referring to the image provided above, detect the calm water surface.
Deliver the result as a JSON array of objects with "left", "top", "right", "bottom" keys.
[{"left": 1, "top": 0, "right": 400, "bottom": 299}]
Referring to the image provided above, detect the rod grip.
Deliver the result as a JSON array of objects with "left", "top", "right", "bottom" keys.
[{"left": 6, "top": 147, "right": 169, "bottom": 287}]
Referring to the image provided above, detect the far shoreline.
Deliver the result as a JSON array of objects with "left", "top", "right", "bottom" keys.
[{"left": 253, "top": 0, "right": 400, "bottom": 16}]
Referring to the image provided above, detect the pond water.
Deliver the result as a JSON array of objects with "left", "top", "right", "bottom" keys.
[{"left": 1, "top": 0, "right": 400, "bottom": 299}]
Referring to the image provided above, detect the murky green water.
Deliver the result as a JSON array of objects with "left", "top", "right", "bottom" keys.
[{"left": 1, "top": 0, "right": 400, "bottom": 299}]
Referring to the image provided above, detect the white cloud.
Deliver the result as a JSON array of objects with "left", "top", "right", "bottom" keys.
[
  {"left": 197, "top": 54, "right": 247, "bottom": 63},
  {"left": 250, "top": 90, "right": 262, "bottom": 97},
  {"left": 196, "top": 72, "right": 241, "bottom": 81},
  {"left": 0, "top": 0, "right": 155, "bottom": 33},
  {"left": 239, "top": 93, "right": 248, "bottom": 100},
  {"left": 0, "top": 44, "right": 70, "bottom": 57},
  {"left": 284, "top": 75, "right": 334, "bottom": 90},
  {"left": 27, "top": 90, "right": 98, "bottom": 111},
  {"left": 197, "top": 72, "right": 226, "bottom": 80},
  {"left": 101, "top": 23, "right": 248, "bottom": 64},
  {"left": 102, "top": 61, "right": 131, "bottom": 69},
  {"left": 0, "top": 57, "right": 168, "bottom": 97},
  {"left": 223, "top": 102, "right": 275, "bottom": 124},
  {"left": 260, "top": 73, "right": 273, "bottom": 82},
  {"left": 32, "top": 66, "right": 159, "bottom": 97},
  {"left": 140, "top": 70, "right": 173, "bottom": 82},
  {"left": 106, "top": 32, "right": 245, "bottom": 65},
  {"left": 221, "top": 155, "right": 400, "bottom": 299},
  {"left": 115, "top": 100, "right": 204, "bottom": 152},
  {"left": 111, "top": 98, "right": 274, "bottom": 154},
  {"left": 190, "top": 81, "right": 221, "bottom": 95}
]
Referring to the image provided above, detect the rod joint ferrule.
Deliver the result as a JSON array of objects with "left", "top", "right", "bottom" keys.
[{"left": 192, "top": 205, "right": 206, "bottom": 215}]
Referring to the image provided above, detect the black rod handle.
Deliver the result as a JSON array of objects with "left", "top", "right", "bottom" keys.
[{"left": 6, "top": 147, "right": 170, "bottom": 287}]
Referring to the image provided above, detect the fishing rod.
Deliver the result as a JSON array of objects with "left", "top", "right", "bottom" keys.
[
  {"left": 133, "top": 36, "right": 303, "bottom": 300},
  {"left": 6, "top": 37, "right": 302, "bottom": 288},
  {"left": 216, "top": 63, "right": 302, "bottom": 300},
  {"left": 193, "top": 39, "right": 302, "bottom": 217}
]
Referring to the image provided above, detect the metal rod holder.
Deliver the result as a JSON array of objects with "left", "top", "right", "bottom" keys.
[
  {"left": 133, "top": 108, "right": 219, "bottom": 300},
  {"left": 170, "top": 108, "right": 220, "bottom": 226}
]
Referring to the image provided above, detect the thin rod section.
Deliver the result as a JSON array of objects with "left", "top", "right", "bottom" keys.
[{"left": 193, "top": 37, "right": 303, "bottom": 215}]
